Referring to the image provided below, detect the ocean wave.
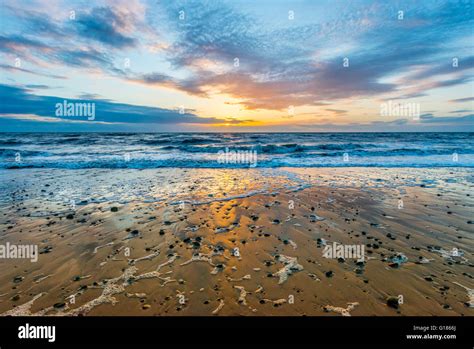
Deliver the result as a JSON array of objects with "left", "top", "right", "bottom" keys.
[
  {"left": 36, "top": 137, "right": 97, "bottom": 145},
  {"left": 179, "top": 137, "right": 222, "bottom": 144},
  {"left": 171, "top": 143, "right": 461, "bottom": 156},
  {"left": 0, "top": 139, "right": 25, "bottom": 146},
  {"left": 141, "top": 139, "right": 173, "bottom": 145},
  {"left": 2, "top": 157, "right": 473, "bottom": 169},
  {"left": 0, "top": 148, "right": 50, "bottom": 157},
  {"left": 0, "top": 132, "right": 473, "bottom": 168}
]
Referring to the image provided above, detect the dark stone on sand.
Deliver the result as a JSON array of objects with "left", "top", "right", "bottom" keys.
[
  {"left": 467, "top": 221, "right": 473, "bottom": 224},
  {"left": 111, "top": 207, "right": 119, "bottom": 212},
  {"left": 39, "top": 246, "right": 53, "bottom": 254},
  {"left": 72, "top": 276, "right": 81, "bottom": 281},
  {"left": 424, "top": 277, "right": 433, "bottom": 282},
  {"left": 13, "top": 276, "right": 24, "bottom": 283},
  {"left": 164, "top": 221, "right": 172, "bottom": 225},
  {"left": 11, "top": 294, "right": 20, "bottom": 301},
  {"left": 159, "top": 229, "right": 165, "bottom": 235},
  {"left": 66, "top": 214, "right": 74, "bottom": 219},
  {"left": 337, "top": 257, "right": 345, "bottom": 263},
  {"left": 54, "top": 302, "right": 66, "bottom": 309},
  {"left": 386, "top": 296, "right": 399, "bottom": 309},
  {"left": 325, "top": 271, "right": 334, "bottom": 278},
  {"left": 259, "top": 299, "right": 266, "bottom": 304}
]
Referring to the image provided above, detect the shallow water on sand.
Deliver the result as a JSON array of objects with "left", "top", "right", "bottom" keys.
[{"left": 0, "top": 167, "right": 473, "bottom": 316}]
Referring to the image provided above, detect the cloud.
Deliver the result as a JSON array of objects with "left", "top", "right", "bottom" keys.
[
  {"left": 55, "top": 47, "right": 117, "bottom": 71},
  {"left": 24, "top": 84, "right": 52, "bottom": 89},
  {"left": 77, "top": 93, "right": 109, "bottom": 101},
  {"left": 128, "top": 0, "right": 473, "bottom": 111},
  {"left": 0, "top": 0, "right": 473, "bottom": 131},
  {"left": 0, "top": 5, "right": 141, "bottom": 75},
  {"left": 408, "top": 56, "right": 474, "bottom": 81},
  {"left": 325, "top": 109, "right": 348, "bottom": 115},
  {"left": 0, "top": 34, "right": 51, "bottom": 54},
  {"left": 0, "top": 34, "right": 122, "bottom": 74},
  {"left": 0, "top": 64, "right": 66, "bottom": 79},
  {"left": 450, "top": 109, "right": 472, "bottom": 113},
  {"left": 0, "top": 83, "right": 237, "bottom": 125},
  {"left": 450, "top": 97, "right": 474, "bottom": 103},
  {"left": 421, "top": 113, "right": 434, "bottom": 119},
  {"left": 295, "top": 114, "right": 474, "bottom": 132},
  {"left": 75, "top": 7, "right": 138, "bottom": 48},
  {"left": 418, "top": 114, "right": 474, "bottom": 124}
]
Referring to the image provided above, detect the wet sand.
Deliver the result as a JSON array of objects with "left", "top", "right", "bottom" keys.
[{"left": 0, "top": 167, "right": 473, "bottom": 316}]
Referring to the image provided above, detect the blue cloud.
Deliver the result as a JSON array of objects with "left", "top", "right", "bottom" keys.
[
  {"left": 75, "top": 7, "right": 137, "bottom": 48},
  {"left": 0, "top": 84, "right": 230, "bottom": 125}
]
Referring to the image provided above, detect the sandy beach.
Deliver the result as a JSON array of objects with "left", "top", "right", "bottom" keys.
[{"left": 0, "top": 167, "right": 472, "bottom": 316}]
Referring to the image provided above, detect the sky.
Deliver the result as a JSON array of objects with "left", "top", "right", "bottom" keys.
[{"left": 0, "top": 0, "right": 473, "bottom": 132}]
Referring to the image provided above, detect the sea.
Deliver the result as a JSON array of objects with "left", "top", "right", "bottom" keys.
[{"left": 0, "top": 132, "right": 473, "bottom": 169}]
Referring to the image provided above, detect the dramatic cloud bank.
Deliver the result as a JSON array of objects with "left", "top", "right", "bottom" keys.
[{"left": 0, "top": 0, "right": 472, "bottom": 131}]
